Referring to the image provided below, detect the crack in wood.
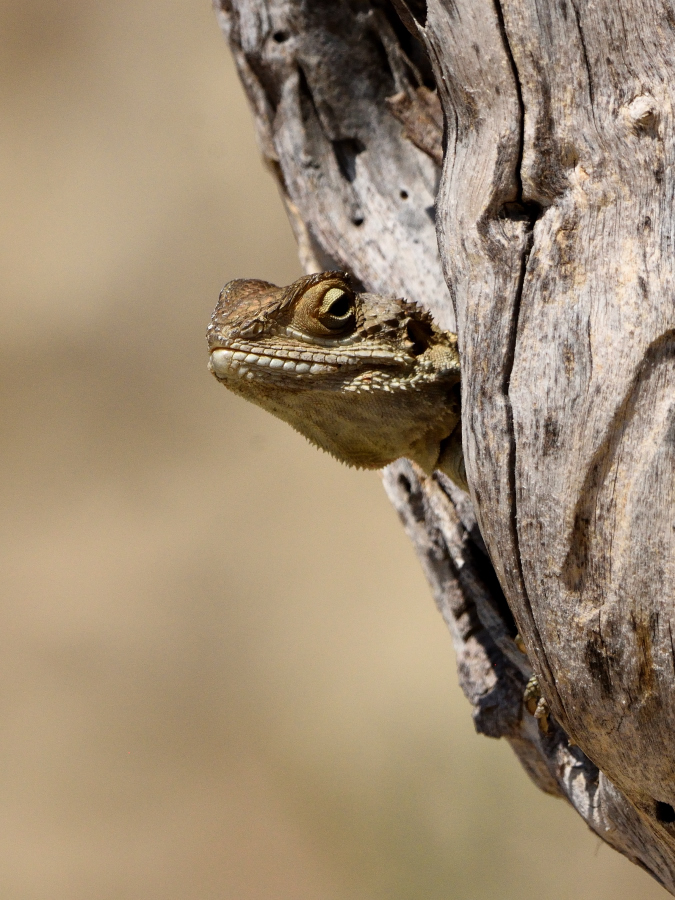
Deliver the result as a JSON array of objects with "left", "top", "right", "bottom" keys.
[{"left": 217, "top": 0, "right": 675, "bottom": 886}]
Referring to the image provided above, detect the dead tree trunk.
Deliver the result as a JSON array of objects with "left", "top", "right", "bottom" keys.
[{"left": 215, "top": 0, "right": 675, "bottom": 888}]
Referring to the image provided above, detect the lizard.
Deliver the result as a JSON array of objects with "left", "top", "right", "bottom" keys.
[
  {"left": 206, "top": 271, "right": 467, "bottom": 489},
  {"left": 205, "top": 271, "right": 554, "bottom": 729}
]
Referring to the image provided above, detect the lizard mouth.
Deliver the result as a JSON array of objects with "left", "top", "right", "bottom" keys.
[{"left": 209, "top": 347, "right": 337, "bottom": 380}]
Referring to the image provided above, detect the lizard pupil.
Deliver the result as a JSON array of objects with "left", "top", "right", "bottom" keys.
[{"left": 325, "top": 293, "right": 351, "bottom": 318}]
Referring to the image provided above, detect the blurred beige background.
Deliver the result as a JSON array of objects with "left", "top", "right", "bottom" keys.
[{"left": 0, "top": 2, "right": 666, "bottom": 898}]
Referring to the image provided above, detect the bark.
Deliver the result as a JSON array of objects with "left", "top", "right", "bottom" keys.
[{"left": 215, "top": 0, "right": 675, "bottom": 888}]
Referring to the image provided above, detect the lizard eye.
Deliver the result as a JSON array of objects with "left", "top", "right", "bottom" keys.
[
  {"left": 294, "top": 281, "right": 356, "bottom": 336},
  {"left": 318, "top": 288, "right": 354, "bottom": 328}
]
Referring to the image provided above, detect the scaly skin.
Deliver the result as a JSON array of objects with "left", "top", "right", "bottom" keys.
[{"left": 206, "top": 271, "right": 466, "bottom": 487}]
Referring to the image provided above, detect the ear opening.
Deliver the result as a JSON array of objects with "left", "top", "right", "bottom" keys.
[{"left": 406, "top": 318, "right": 433, "bottom": 355}]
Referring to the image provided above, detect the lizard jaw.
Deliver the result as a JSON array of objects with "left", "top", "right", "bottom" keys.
[{"left": 209, "top": 347, "right": 336, "bottom": 380}]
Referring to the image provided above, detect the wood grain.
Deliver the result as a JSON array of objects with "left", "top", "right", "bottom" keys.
[{"left": 216, "top": 0, "right": 675, "bottom": 887}]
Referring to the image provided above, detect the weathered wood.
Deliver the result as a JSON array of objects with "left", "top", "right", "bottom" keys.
[
  {"left": 216, "top": 0, "right": 452, "bottom": 323},
  {"left": 417, "top": 0, "right": 675, "bottom": 864},
  {"left": 383, "top": 460, "right": 675, "bottom": 888},
  {"left": 215, "top": 0, "right": 675, "bottom": 888}
]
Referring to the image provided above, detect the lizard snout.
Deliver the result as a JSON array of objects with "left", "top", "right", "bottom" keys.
[{"left": 209, "top": 348, "right": 234, "bottom": 379}]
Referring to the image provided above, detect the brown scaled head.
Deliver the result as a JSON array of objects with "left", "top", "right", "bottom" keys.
[
  {"left": 207, "top": 271, "right": 461, "bottom": 475},
  {"left": 207, "top": 272, "right": 358, "bottom": 348}
]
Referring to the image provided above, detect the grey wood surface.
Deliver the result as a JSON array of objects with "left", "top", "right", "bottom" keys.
[{"left": 215, "top": 0, "right": 675, "bottom": 888}]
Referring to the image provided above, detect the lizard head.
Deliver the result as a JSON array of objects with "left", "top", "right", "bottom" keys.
[{"left": 207, "top": 272, "right": 461, "bottom": 474}]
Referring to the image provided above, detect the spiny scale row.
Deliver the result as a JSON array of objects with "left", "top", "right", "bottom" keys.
[
  {"left": 227, "top": 341, "right": 409, "bottom": 366},
  {"left": 218, "top": 342, "right": 408, "bottom": 366}
]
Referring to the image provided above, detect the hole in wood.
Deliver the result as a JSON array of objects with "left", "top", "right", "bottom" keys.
[
  {"left": 406, "top": 0, "right": 428, "bottom": 27},
  {"left": 398, "top": 474, "right": 412, "bottom": 495},
  {"left": 383, "top": 0, "right": 435, "bottom": 87},
  {"left": 272, "top": 30, "right": 289, "bottom": 43},
  {"left": 500, "top": 200, "right": 543, "bottom": 226},
  {"left": 655, "top": 801, "right": 675, "bottom": 824},
  {"left": 332, "top": 138, "right": 365, "bottom": 183},
  {"left": 400, "top": 189, "right": 409, "bottom": 199}
]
